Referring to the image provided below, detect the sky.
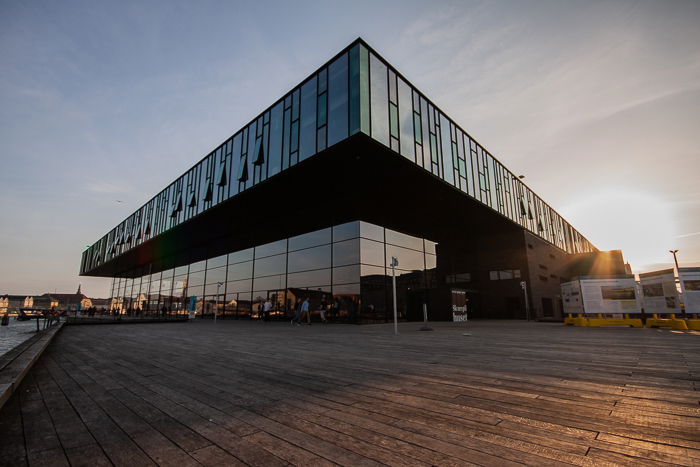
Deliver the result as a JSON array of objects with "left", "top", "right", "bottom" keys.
[{"left": 1, "top": 0, "right": 699, "bottom": 298}]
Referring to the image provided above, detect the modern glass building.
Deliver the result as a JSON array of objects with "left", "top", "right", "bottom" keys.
[{"left": 80, "top": 38, "right": 596, "bottom": 321}]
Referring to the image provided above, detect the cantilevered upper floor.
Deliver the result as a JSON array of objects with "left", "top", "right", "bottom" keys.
[{"left": 80, "top": 38, "right": 595, "bottom": 277}]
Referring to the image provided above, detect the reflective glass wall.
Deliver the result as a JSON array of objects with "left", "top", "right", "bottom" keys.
[
  {"left": 361, "top": 46, "right": 594, "bottom": 256},
  {"left": 83, "top": 39, "right": 593, "bottom": 277},
  {"left": 108, "top": 221, "right": 437, "bottom": 323}
]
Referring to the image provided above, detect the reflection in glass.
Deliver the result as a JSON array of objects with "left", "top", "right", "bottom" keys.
[
  {"left": 287, "top": 269, "right": 331, "bottom": 288},
  {"left": 226, "top": 278, "right": 252, "bottom": 294},
  {"left": 289, "top": 228, "right": 331, "bottom": 251},
  {"left": 425, "top": 253, "right": 437, "bottom": 269},
  {"left": 385, "top": 228, "right": 423, "bottom": 251},
  {"left": 299, "top": 77, "right": 317, "bottom": 161},
  {"left": 255, "top": 239, "right": 287, "bottom": 258},
  {"left": 288, "top": 245, "right": 331, "bottom": 272},
  {"left": 227, "top": 261, "right": 253, "bottom": 281},
  {"left": 360, "top": 221, "right": 384, "bottom": 241},
  {"left": 228, "top": 248, "right": 254, "bottom": 264},
  {"left": 205, "top": 266, "right": 227, "bottom": 285},
  {"left": 332, "top": 221, "right": 359, "bottom": 242},
  {"left": 253, "top": 274, "right": 286, "bottom": 291},
  {"left": 188, "top": 270, "right": 205, "bottom": 287},
  {"left": 327, "top": 53, "right": 348, "bottom": 146},
  {"left": 385, "top": 245, "right": 424, "bottom": 271},
  {"left": 254, "top": 254, "right": 287, "bottom": 277},
  {"left": 333, "top": 238, "right": 360, "bottom": 267},
  {"left": 333, "top": 265, "right": 360, "bottom": 285},
  {"left": 207, "top": 254, "right": 227, "bottom": 269},
  {"left": 360, "top": 239, "right": 384, "bottom": 267},
  {"left": 369, "top": 54, "right": 389, "bottom": 146}
]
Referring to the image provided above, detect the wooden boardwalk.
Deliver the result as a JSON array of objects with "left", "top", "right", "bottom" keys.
[{"left": 0, "top": 320, "right": 698, "bottom": 466}]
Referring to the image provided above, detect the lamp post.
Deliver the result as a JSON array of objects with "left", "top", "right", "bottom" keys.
[
  {"left": 669, "top": 250, "right": 685, "bottom": 313},
  {"left": 669, "top": 250, "right": 680, "bottom": 274},
  {"left": 215, "top": 282, "right": 223, "bottom": 323},
  {"left": 391, "top": 256, "right": 399, "bottom": 335}
]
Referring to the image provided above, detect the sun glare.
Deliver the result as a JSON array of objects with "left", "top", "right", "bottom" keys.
[{"left": 563, "top": 189, "right": 677, "bottom": 271}]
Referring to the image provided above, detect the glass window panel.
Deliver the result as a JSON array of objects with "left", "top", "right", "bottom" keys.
[
  {"left": 226, "top": 278, "right": 252, "bottom": 294},
  {"left": 229, "top": 248, "right": 253, "bottom": 264},
  {"left": 205, "top": 266, "right": 227, "bottom": 285},
  {"left": 385, "top": 228, "right": 424, "bottom": 251},
  {"left": 439, "top": 114, "right": 454, "bottom": 185},
  {"left": 189, "top": 260, "right": 206, "bottom": 273},
  {"left": 389, "top": 103, "right": 398, "bottom": 138},
  {"left": 204, "top": 282, "right": 226, "bottom": 296},
  {"left": 425, "top": 253, "right": 436, "bottom": 269},
  {"left": 289, "top": 228, "right": 331, "bottom": 251},
  {"left": 299, "top": 76, "right": 317, "bottom": 161},
  {"left": 174, "top": 265, "right": 188, "bottom": 276},
  {"left": 268, "top": 102, "right": 283, "bottom": 177},
  {"left": 328, "top": 53, "right": 348, "bottom": 146},
  {"left": 360, "top": 238, "right": 385, "bottom": 267},
  {"left": 290, "top": 120, "right": 299, "bottom": 153},
  {"left": 254, "top": 254, "right": 287, "bottom": 277},
  {"left": 332, "top": 221, "right": 359, "bottom": 242},
  {"left": 360, "top": 221, "right": 384, "bottom": 241},
  {"left": 188, "top": 270, "right": 206, "bottom": 287},
  {"left": 424, "top": 240, "right": 437, "bottom": 255},
  {"left": 361, "top": 264, "right": 386, "bottom": 278},
  {"left": 333, "top": 238, "right": 360, "bottom": 267},
  {"left": 253, "top": 274, "right": 286, "bottom": 291},
  {"left": 227, "top": 260, "right": 253, "bottom": 281},
  {"left": 287, "top": 244, "right": 331, "bottom": 272},
  {"left": 333, "top": 283, "right": 360, "bottom": 295},
  {"left": 318, "top": 68, "right": 327, "bottom": 93},
  {"left": 317, "top": 92, "right": 327, "bottom": 127},
  {"left": 413, "top": 113, "right": 422, "bottom": 145},
  {"left": 207, "top": 254, "right": 227, "bottom": 269},
  {"left": 255, "top": 239, "right": 287, "bottom": 258},
  {"left": 333, "top": 265, "right": 360, "bottom": 285},
  {"left": 187, "top": 285, "right": 204, "bottom": 298},
  {"left": 369, "top": 53, "right": 389, "bottom": 146},
  {"left": 385, "top": 245, "right": 424, "bottom": 271},
  {"left": 360, "top": 45, "right": 370, "bottom": 134},
  {"left": 287, "top": 269, "right": 331, "bottom": 288}
]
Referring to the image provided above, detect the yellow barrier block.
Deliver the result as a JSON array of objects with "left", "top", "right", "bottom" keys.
[
  {"left": 687, "top": 320, "right": 700, "bottom": 330},
  {"left": 586, "top": 318, "right": 643, "bottom": 328},
  {"left": 646, "top": 318, "right": 689, "bottom": 330}
]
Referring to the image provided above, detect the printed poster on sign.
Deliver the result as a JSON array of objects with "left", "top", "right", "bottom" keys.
[
  {"left": 579, "top": 277, "right": 641, "bottom": 314},
  {"left": 639, "top": 269, "right": 680, "bottom": 314},
  {"left": 679, "top": 267, "right": 700, "bottom": 314},
  {"left": 561, "top": 281, "right": 583, "bottom": 314},
  {"left": 451, "top": 289, "right": 468, "bottom": 322}
]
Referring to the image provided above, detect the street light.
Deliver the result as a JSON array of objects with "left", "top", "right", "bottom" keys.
[
  {"left": 390, "top": 256, "right": 399, "bottom": 335},
  {"left": 669, "top": 250, "right": 680, "bottom": 273},
  {"left": 215, "top": 282, "right": 223, "bottom": 323}
]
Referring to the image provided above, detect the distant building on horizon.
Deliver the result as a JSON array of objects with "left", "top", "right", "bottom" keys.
[{"left": 80, "top": 38, "right": 621, "bottom": 322}]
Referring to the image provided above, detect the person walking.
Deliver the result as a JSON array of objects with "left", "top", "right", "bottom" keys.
[
  {"left": 319, "top": 296, "right": 328, "bottom": 323},
  {"left": 301, "top": 297, "right": 311, "bottom": 325},
  {"left": 263, "top": 298, "right": 272, "bottom": 322},
  {"left": 291, "top": 298, "right": 302, "bottom": 326}
]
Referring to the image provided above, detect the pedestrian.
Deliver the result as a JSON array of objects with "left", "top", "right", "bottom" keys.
[
  {"left": 319, "top": 296, "right": 328, "bottom": 323},
  {"left": 302, "top": 297, "right": 311, "bottom": 325},
  {"left": 291, "top": 298, "right": 302, "bottom": 325},
  {"left": 263, "top": 298, "right": 272, "bottom": 322}
]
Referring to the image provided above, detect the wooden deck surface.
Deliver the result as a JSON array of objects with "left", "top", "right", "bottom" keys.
[{"left": 0, "top": 320, "right": 698, "bottom": 466}]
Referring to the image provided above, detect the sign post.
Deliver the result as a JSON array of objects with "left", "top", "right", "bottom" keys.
[
  {"left": 391, "top": 256, "right": 398, "bottom": 335},
  {"left": 521, "top": 281, "right": 530, "bottom": 321}
]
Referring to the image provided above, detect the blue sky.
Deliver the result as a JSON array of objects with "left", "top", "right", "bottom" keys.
[{"left": 1, "top": 0, "right": 699, "bottom": 297}]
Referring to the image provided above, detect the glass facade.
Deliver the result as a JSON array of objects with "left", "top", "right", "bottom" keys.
[
  {"left": 81, "top": 38, "right": 594, "bottom": 280},
  {"left": 107, "top": 221, "right": 436, "bottom": 323}
]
